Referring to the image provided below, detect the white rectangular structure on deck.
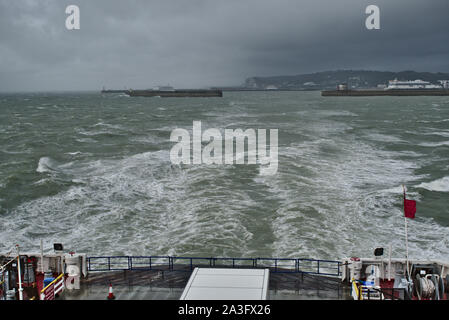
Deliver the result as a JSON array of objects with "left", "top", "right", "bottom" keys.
[{"left": 180, "top": 268, "right": 270, "bottom": 300}]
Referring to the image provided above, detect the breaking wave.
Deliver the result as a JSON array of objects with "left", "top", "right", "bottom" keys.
[
  {"left": 36, "top": 157, "right": 58, "bottom": 173},
  {"left": 417, "top": 177, "right": 449, "bottom": 192}
]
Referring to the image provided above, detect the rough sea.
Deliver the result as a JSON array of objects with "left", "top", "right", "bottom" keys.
[{"left": 1, "top": 91, "right": 448, "bottom": 261}]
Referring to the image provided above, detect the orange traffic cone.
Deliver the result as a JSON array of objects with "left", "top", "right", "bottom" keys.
[{"left": 107, "top": 283, "right": 115, "bottom": 300}]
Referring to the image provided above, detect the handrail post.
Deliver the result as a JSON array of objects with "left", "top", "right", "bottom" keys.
[
  {"left": 354, "top": 281, "right": 361, "bottom": 300},
  {"left": 108, "top": 257, "right": 111, "bottom": 271},
  {"left": 317, "top": 260, "right": 320, "bottom": 274}
]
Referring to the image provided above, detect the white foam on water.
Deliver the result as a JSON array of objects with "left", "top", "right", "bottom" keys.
[
  {"left": 65, "top": 151, "right": 85, "bottom": 156},
  {"left": 92, "top": 122, "right": 124, "bottom": 130},
  {"left": 418, "top": 119, "right": 449, "bottom": 123},
  {"left": 379, "top": 185, "right": 410, "bottom": 195},
  {"left": 416, "top": 177, "right": 449, "bottom": 192},
  {"left": 76, "top": 128, "right": 125, "bottom": 137},
  {"left": 3, "top": 94, "right": 449, "bottom": 261},
  {"left": 253, "top": 131, "right": 449, "bottom": 261},
  {"left": 76, "top": 137, "right": 96, "bottom": 143},
  {"left": 3, "top": 150, "right": 256, "bottom": 256},
  {"left": 422, "top": 131, "right": 449, "bottom": 138},
  {"left": 36, "top": 156, "right": 75, "bottom": 174},
  {"left": 32, "top": 178, "right": 54, "bottom": 186},
  {"left": 418, "top": 141, "right": 449, "bottom": 147},
  {"left": 36, "top": 157, "right": 57, "bottom": 173},
  {"left": 319, "top": 110, "right": 359, "bottom": 117},
  {"left": 1, "top": 149, "right": 32, "bottom": 155}
]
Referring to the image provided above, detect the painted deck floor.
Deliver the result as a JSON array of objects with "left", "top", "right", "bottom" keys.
[{"left": 60, "top": 267, "right": 350, "bottom": 300}]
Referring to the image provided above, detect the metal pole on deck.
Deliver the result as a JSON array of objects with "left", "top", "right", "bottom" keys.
[
  {"left": 388, "top": 244, "right": 392, "bottom": 281},
  {"left": 40, "top": 239, "right": 44, "bottom": 273},
  {"left": 404, "top": 217, "right": 410, "bottom": 277},
  {"left": 16, "top": 245, "right": 23, "bottom": 300},
  {"left": 402, "top": 185, "right": 410, "bottom": 280}
]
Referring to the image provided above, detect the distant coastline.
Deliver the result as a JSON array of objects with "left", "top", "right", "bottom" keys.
[
  {"left": 241, "top": 70, "right": 449, "bottom": 91},
  {"left": 104, "top": 70, "right": 449, "bottom": 93}
]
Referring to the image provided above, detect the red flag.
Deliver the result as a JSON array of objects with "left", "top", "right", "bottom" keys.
[
  {"left": 403, "top": 187, "right": 416, "bottom": 219},
  {"left": 404, "top": 199, "right": 416, "bottom": 219}
]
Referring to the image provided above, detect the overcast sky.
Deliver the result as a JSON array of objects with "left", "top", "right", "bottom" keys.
[{"left": 1, "top": 0, "right": 448, "bottom": 91}]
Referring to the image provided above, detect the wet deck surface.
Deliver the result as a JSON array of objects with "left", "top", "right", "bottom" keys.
[{"left": 60, "top": 266, "right": 350, "bottom": 300}]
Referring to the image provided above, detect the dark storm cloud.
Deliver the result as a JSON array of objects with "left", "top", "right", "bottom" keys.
[{"left": 0, "top": 0, "right": 448, "bottom": 91}]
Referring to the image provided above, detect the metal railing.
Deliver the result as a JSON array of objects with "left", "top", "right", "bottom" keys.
[
  {"left": 351, "top": 279, "right": 408, "bottom": 300},
  {"left": 360, "top": 287, "right": 408, "bottom": 300},
  {"left": 87, "top": 255, "right": 342, "bottom": 277}
]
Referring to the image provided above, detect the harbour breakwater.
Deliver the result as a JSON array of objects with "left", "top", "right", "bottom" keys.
[
  {"left": 101, "top": 89, "right": 223, "bottom": 97},
  {"left": 322, "top": 89, "right": 449, "bottom": 96}
]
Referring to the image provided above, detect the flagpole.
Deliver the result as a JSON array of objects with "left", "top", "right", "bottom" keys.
[
  {"left": 404, "top": 215, "right": 410, "bottom": 278},
  {"left": 402, "top": 185, "right": 410, "bottom": 279}
]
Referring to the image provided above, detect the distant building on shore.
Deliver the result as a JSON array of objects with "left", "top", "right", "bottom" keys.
[
  {"left": 438, "top": 80, "right": 449, "bottom": 89},
  {"left": 386, "top": 79, "right": 443, "bottom": 90}
]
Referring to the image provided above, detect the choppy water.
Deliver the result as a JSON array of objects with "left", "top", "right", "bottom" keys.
[{"left": 1, "top": 91, "right": 448, "bottom": 260}]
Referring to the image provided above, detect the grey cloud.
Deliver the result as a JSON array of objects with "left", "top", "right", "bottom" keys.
[{"left": 0, "top": 0, "right": 448, "bottom": 91}]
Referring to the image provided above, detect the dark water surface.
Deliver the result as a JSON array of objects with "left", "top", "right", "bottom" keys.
[{"left": 1, "top": 91, "right": 448, "bottom": 260}]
